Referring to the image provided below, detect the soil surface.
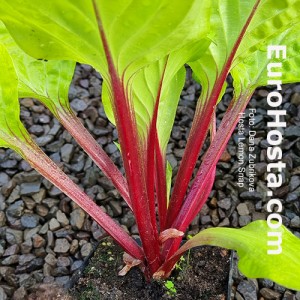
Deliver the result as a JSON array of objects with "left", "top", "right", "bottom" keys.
[{"left": 70, "top": 237, "right": 230, "bottom": 300}]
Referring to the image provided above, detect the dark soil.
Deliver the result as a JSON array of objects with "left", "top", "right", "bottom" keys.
[{"left": 70, "top": 237, "right": 230, "bottom": 300}]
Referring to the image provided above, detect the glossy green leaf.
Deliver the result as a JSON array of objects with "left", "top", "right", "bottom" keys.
[
  {"left": 0, "top": 0, "right": 211, "bottom": 161},
  {"left": 231, "top": 11, "right": 300, "bottom": 93},
  {"left": 0, "top": 0, "right": 210, "bottom": 81},
  {"left": 166, "top": 161, "right": 172, "bottom": 205},
  {"left": 0, "top": 44, "right": 30, "bottom": 151},
  {"left": 189, "top": 0, "right": 257, "bottom": 105},
  {"left": 102, "top": 55, "right": 185, "bottom": 147},
  {"left": 175, "top": 221, "right": 300, "bottom": 290},
  {"left": 135, "top": 37, "right": 210, "bottom": 149},
  {"left": 190, "top": 0, "right": 300, "bottom": 101},
  {"left": 103, "top": 39, "right": 210, "bottom": 150},
  {"left": 0, "top": 1, "right": 105, "bottom": 74},
  {"left": 0, "top": 21, "right": 75, "bottom": 115}
]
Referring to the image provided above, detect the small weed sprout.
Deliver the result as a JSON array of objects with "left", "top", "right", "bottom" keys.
[{"left": 164, "top": 280, "right": 177, "bottom": 296}]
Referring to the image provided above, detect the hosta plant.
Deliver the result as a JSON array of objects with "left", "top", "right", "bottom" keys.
[{"left": 0, "top": 0, "right": 300, "bottom": 290}]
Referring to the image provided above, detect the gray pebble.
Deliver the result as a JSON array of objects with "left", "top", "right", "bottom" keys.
[
  {"left": 167, "top": 154, "right": 177, "bottom": 169},
  {"left": 70, "top": 240, "right": 79, "bottom": 255},
  {"left": 289, "top": 176, "right": 300, "bottom": 192},
  {"left": 218, "top": 217, "right": 230, "bottom": 227},
  {"left": 47, "top": 231, "right": 54, "bottom": 248},
  {"left": 0, "top": 211, "right": 6, "bottom": 227},
  {"left": 35, "top": 135, "right": 54, "bottom": 146},
  {"left": 54, "top": 228, "right": 74, "bottom": 238},
  {"left": 39, "top": 223, "right": 49, "bottom": 235},
  {"left": 55, "top": 275, "right": 70, "bottom": 286},
  {"left": 0, "top": 244, "right": 4, "bottom": 258},
  {"left": 54, "top": 238, "right": 70, "bottom": 253},
  {"left": 70, "top": 208, "right": 85, "bottom": 230},
  {"left": 240, "top": 191, "right": 262, "bottom": 201},
  {"left": 255, "top": 162, "right": 267, "bottom": 176},
  {"left": 70, "top": 98, "right": 88, "bottom": 112},
  {"left": 45, "top": 253, "right": 57, "bottom": 267},
  {"left": 19, "top": 254, "right": 35, "bottom": 265},
  {"left": 6, "top": 228, "right": 23, "bottom": 245},
  {"left": 291, "top": 216, "right": 300, "bottom": 228},
  {"left": 105, "top": 143, "right": 117, "bottom": 154},
  {"left": 57, "top": 256, "right": 71, "bottom": 267},
  {"left": 1, "top": 255, "right": 19, "bottom": 265},
  {"left": 48, "top": 123, "right": 61, "bottom": 136},
  {"left": 16, "top": 257, "right": 44, "bottom": 273},
  {"left": 109, "top": 200, "right": 122, "bottom": 217},
  {"left": 200, "top": 215, "right": 211, "bottom": 225},
  {"left": 239, "top": 215, "right": 251, "bottom": 227},
  {"left": 282, "top": 290, "right": 296, "bottom": 300},
  {"left": 36, "top": 205, "right": 49, "bottom": 217},
  {"left": 81, "top": 243, "right": 93, "bottom": 257},
  {"left": 285, "top": 125, "right": 300, "bottom": 139},
  {"left": 42, "top": 198, "right": 60, "bottom": 208},
  {"left": 286, "top": 193, "right": 298, "bottom": 203},
  {"left": 48, "top": 186, "right": 62, "bottom": 197},
  {"left": 38, "top": 114, "right": 50, "bottom": 124},
  {"left": 49, "top": 218, "right": 61, "bottom": 231},
  {"left": 217, "top": 198, "right": 231, "bottom": 210},
  {"left": 43, "top": 263, "right": 53, "bottom": 277},
  {"left": 237, "top": 280, "right": 257, "bottom": 300},
  {"left": 71, "top": 260, "right": 83, "bottom": 272},
  {"left": 0, "top": 287, "right": 7, "bottom": 300},
  {"left": 171, "top": 126, "right": 182, "bottom": 140},
  {"left": 20, "top": 239, "right": 32, "bottom": 254},
  {"left": 252, "top": 212, "right": 266, "bottom": 221},
  {"left": 12, "top": 286, "right": 27, "bottom": 300},
  {"left": 0, "top": 172, "right": 10, "bottom": 186},
  {"left": 60, "top": 143, "right": 75, "bottom": 163},
  {"left": 260, "top": 287, "right": 281, "bottom": 300},
  {"left": 98, "top": 177, "right": 114, "bottom": 190},
  {"left": 56, "top": 210, "right": 69, "bottom": 226},
  {"left": 6, "top": 200, "right": 24, "bottom": 218},
  {"left": 0, "top": 159, "right": 18, "bottom": 169},
  {"left": 23, "top": 197, "right": 36, "bottom": 210},
  {"left": 24, "top": 227, "right": 41, "bottom": 240},
  {"left": 93, "top": 128, "right": 110, "bottom": 136},
  {"left": 1, "top": 180, "right": 17, "bottom": 198},
  {"left": 237, "top": 203, "right": 249, "bottom": 216},
  {"left": 32, "top": 234, "right": 46, "bottom": 248},
  {"left": 20, "top": 214, "right": 40, "bottom": 228},
  {"left": 29, "top": 124, "right": 44, "bottom": 136},
  {"left": 121, "top": 212, "right": 135, "bottom": 228},
  {"left": 79, "top": 79, "right": 89, "bottom": 88},
  {"left": 20, "top": 181, "right": 41, "bottom": 195},
  {"left": 259, "top": 278, "right": 274, "bottom": 289}
]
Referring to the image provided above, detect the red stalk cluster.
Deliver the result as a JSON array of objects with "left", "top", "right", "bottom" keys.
[{"left": 5, "top": 0, "right": 262, "bottom": 279}]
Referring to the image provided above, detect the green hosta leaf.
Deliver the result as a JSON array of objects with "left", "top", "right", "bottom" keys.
[
  {"left": 232, "top": 12, "right": 300, "bottom": 93},
  {"left": 102, "top": 83, "right": 115, "bottom": 125},
  {"left": 0, "top": 1, "right": 105, "bottom": 74},
  {"left": 102, "top": 55, "right": 185, "bottom": 146},
  {"left": 0, "top": 0, "right": 210, "bottom": 81},
  {"left": 156, "top": 67, "right": 185, "bottom": 153},
  {"left": 0, "top": 21, "right": 75, "bottom": 115},
  {"left": 0, "top": 44, "right": 30, "bottom": 151},
  {"left": 0, "top": 0, "right": 211, "bottom": 159},
  {"left": 176, "top": 221, "right": 300, "bottom": 290},
  {"left": 189, "top": 0, "right": 258, "bottom": 104},
  {"left": 190, "top": 0, "right": 300, "bottom": 101},
  {"left": 103, "top": 39, "right": 210, "bottom": 149},
  {"left": 166, "top": 161, "right": 172, "bottom": 205}
]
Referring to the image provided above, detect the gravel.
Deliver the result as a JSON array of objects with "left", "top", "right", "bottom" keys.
[{"left": 0, "top": 64, "right": 299, "bottom": 299}]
